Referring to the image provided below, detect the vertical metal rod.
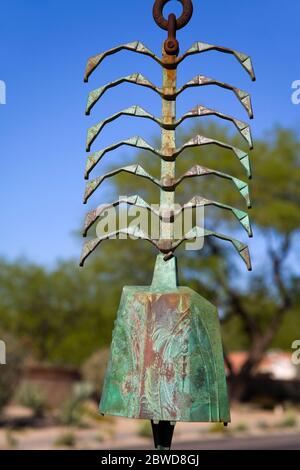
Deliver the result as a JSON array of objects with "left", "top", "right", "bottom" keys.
[
  {"left": 160, "top": 52, "right": 177, "bottom": 241},
  {"left": 152, "top": 48, "right": 178, "bottom": 452}
]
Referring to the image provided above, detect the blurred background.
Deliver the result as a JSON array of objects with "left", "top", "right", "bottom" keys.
[{"left": 0, "top": 0, "right": 300, "bottom": 450}]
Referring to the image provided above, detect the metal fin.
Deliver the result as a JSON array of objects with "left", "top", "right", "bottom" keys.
[
  {"left": 83, "top": 195, "right": 158, "bottom": 237},
  {"left": 174, "top": 164, "right": 250, "bottom": 206},
  {"left": 174, "top": 227, "right": 252, "bottom": 270},
  {"left": 79, "top": 226, "right": 158, "bottom": 267},
  {"left": 84, "top": 164, "right": 160, "bottom": 204},
  {"left": 85, "top": 136, "right": 162, "bottom": 177},
  {"left": 85, "top": 106, "right": 160, "bottom": 148},
  {"left": 181, "top": 197, "right": 252, "bottom": 237},
  {"left": 84, "top": 41, "right": 162, "bottom": 82},
  {"left": 175, "top": 135, "right": 252, "bottom": 179},
  {"left": 177, "top": 75, "right": 253, "bottom": 119},
  {"left": 176, "top": 105, "right": 253, "bottom": 149},
  {"left": 178, "top": 42, "right": 256, "bottom": 81},
  {"left": 86, "top": 73, "right": 161, "bottom": 115}
]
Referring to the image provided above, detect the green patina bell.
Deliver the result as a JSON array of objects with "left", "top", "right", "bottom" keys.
[
  {"left": 100, "top": 255, "right": 230, "bottom": 425},
  {"left": 80, "top": 0, "right": 255, "bottom": 449}
]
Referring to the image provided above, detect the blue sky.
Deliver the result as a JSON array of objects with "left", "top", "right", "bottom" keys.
[{"left": 0, "top": 0, "right": 299, "bottom": 266}]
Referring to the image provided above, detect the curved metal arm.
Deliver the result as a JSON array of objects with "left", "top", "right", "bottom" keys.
[
  {"left": 174, "top": 164, "right": 250, "bottom": 207},
  {"left": 176, "top": 105, "right": 253, "bottom": 149},
  {"left": 177, "top": 42, "right": 256, "bottom": 81},
  {"left": 86, "top": 106, "right": 161, "bottom": 145},
  {"left": 80, "top": 227, "right": 161, "bottom": 267},
  {"left": 83, "top": 192, "right": 252, "bottom": 238},
  {"left": 84, "top": 164, "right": 160, "bottom": 204},
  {"left": 85, "top": 136, "right": 163, "bottom": 177},
  {"left": 86, "top": 103, "right": 253, "bottom": 150},
  {"left": 178, "top": 197, "right": 252, "bottom": 237},
  {"left": 86, "top": 73, "right": 161, "bottom": 115},
  {"left": 83, "top": 195, "right": 160, "bottom": 237},
  {"left": 80, "top": 225, "right": 251, "bottom": 270},
  {"left": 176, "top": 75, "right": 253, "bottom": 119},
  {"left": 173, "top": 227, "right": 252, "bottom": 270},
  {"left": 175, "top": 135, "right": 252, "bottom": 179},
  {"left": 84, "top": 42, "right": 162, "bottom": 82}
]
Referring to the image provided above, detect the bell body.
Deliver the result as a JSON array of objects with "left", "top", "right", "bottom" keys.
[{"left": 100, "top": 255, "right": 230, "bottom": 423}]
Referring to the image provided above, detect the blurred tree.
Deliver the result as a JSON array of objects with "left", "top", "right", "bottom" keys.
[{"left": 0, "top": 259, "right": 117, "bottom": 364}]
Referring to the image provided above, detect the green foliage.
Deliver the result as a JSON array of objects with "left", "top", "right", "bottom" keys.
[
  {"left": 272, "top": 305, "right": 300, "bottom": 349},
  {"left": 256, "top": 420, "right": 270, "bottom": 430},
  {"left": 54, "top": 432, "right": 76, "bottom": 448},
  {"left": 81, "top": 348, "right": 110, "bottom": 395},
  {"left": 209, "top": 422, "right": 229, "bottom": 433},
  {"left": 15, "top": 383, "right": 47, "bottom": 418},
  {"left": 232, "top": 422, "right": 248, "bottom": 433},
  {"left": 138, "top": 421, "right": 153, "bottom": 439},
  {"left": 5, "top": 428, "right": 18, "bottom": 449},
  {"left": 277, "top": 413, "right": 298, "bottom": 428},
  {"left": 0, "top": 260, "right": 118, "bottom": 365},
  {"left": 57, "top": 382, "right": 93, "bottom": 426}
]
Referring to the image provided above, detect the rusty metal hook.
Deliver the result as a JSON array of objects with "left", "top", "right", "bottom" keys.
[
  {"left": 153, "top": 0, "right": 193, "bottom": 55},
  {"left": 153, "top": 0, "right": 193, "bottom": 31},
  {"left": 165, "top": 13, "right": 179, "bottom": 55}
]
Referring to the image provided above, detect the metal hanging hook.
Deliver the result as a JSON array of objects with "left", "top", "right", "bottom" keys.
[
  {"left": 153, "top": 0, "right": 193, "bottom": 55},
  {"left": 153, "top": 0, "right": 193, "bottom": 30}
]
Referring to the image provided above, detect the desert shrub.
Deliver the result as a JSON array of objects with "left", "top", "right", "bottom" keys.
[
  {"left": 278, "top": 413, "right": 298, "bottom": 428},
  {"left": 58, "top": 382, "right": 93, "bottom": 426},
  {"left": 232, "top": 422, "right": 248, "bottom": 433},
  {"left": 81, "top": 348, "right": 110, "bottom": 397},
  {"left": 15, "top": 383, "right": 47, "bottom": 418},
  {"left": 54, "top": 432, "right": 76, "bottom": 448},
  {"left": 138, "top": 421, "right": 152, "bottom": 439},
  {"left": 209, "top": 422, "right": 229, "bottom": 434},
  {"left": 5, "top": 428, "right": 18, "bottom": 449},
  {"left": 256, "top": 420, "right": 270, "bottom": 430}
]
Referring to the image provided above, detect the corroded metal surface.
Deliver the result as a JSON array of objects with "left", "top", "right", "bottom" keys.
[
  {"left": 176, "top": 75, "right": 253, "bottom": 118},
  {"left": 80, "top": 18, "right": 255, "bottom": 266},
  {"left": 84, "top": 42, "right": 163, "bottom": 83},
  {"left": 100, "top": 256, "right": 230, "bottom": 422},
  {"left": 80, "top": 227, "right": 251, "bottom": 270},
  {"left": 160, "top": 49, "right": 177, "bottom": 240},
  {"left": 180, "top": 197, "right": 252, "bottom": 237},
  {"left": 84, "top": 164, "right": 160, "bottom": 204},
  {"left": 86, "top": 73, "right": 161, "bottom": 116},
  {"left": 153, "top": 0, "right": 193, "bottom": 32},
  {"left": 84, "top": 40, "right": 255, "bottom": 83},
  {"left": 175, "top": 105, "right": 253, "bottom": 148},
  {"left": 175, "top": 135, "right": 252, "bottom": 178},
  {"left": 86, "top": 105, "right": 161, "bottom": 135},
  {"left": 174, "top": 164, "right": 251, "bottom": 206},
  {"left": 80, "top": 0, "right": 256, "bottom": 447},
  {"left": 83, "top": 194, "right": 251, "bottom": 239},
  {"left": 177, "top": 41, "right": 256, "bottom": 81},
  {"left": 85, "top": 136, "right": 161, "bottom": 175}
]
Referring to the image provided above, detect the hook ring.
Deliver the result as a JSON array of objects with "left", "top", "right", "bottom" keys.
[{"left": 153, "top": 0, "right": 193, "bottom": 31}]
